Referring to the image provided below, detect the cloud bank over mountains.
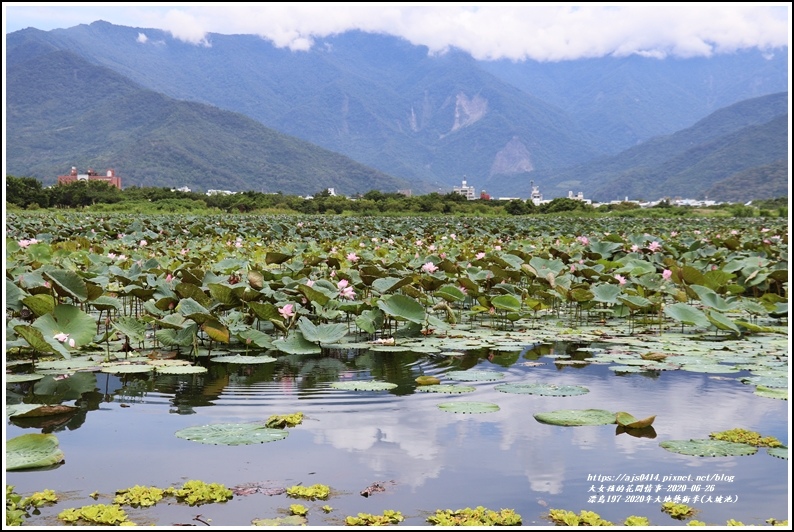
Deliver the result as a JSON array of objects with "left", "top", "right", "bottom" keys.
[{"left": 5, "top": 4, "right": 790, "bottom": 61}]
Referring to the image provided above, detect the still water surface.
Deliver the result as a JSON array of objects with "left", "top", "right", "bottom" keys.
[{"left": 6, "top": 341, "right": 789, "bottom": 526}]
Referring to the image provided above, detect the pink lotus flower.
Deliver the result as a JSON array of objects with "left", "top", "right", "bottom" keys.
[
  {"left": 53, "top": 332, "right": 69, "bottom": 342},
  {"left": 347, "top": 252, "right": 359, "bottom": 263},
  {"left": 648, "top": 241, "right": 662, "bottom": 252},
  {"left": 614, "top": 274, "right": 627, "bottom": 285},
  {"left": 421, "top": 262, "right": 438, "bottom": 273},
  {"left": 337, "top": 279, "right": 349, "bottom": 289},
  {"left": 476, "top": 252, "right": 486, "bottom": 260},
  {"left": 68, "top": 338, "right": 76, "bottom": 348},
  {"left": 494, "top": 245, "right": 502, "bottom": 251},
  {"left": 139, "top": 240, "right": 147, "bottom": 247},
  {"left": 306, "top": 279, "right": 315, "bottom": 287},
  {"left": 630, "top": 244, "right": 640, "bottom": 252},
  {"left": 339, "top": 286, "right": 356, "bottom": 300},
  {"left": 576, "top": 236, "right": 589, "bottom": 245},
  {"left": 662, "top": 269, "right": 672, "bottom": 281},
  {"left": 278, "top": 304, "right": 295, "bottom": 320}
]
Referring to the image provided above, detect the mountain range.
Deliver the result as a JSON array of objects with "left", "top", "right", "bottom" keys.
[{"left": 5, "top": 21, "right": 790, "bottom": 201}]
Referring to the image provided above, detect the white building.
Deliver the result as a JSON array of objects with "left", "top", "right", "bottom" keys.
[{"left": 452, "top": 179, "right": 477, "bottom": 200}]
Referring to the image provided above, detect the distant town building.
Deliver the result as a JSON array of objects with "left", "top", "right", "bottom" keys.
[
  {"left": 206, "top": 189, "right": 236, "bottom": 196},
  {"left": 567, "top": 190, "right": 592, "bottom": 205},
  {"left": 171, "top": 186, "right": 192, "bottom": 193},
  {"left": 397, "top": 189, "right": 412, "bottom": 197},
  {"left": 452, "top": 178, "right": 477, "bottom": 200},
  {"left": 529, "top": 180, "right": 543, "bottom": 206},
  {"left": 57, "top": 167, "right": 122, "bottom": 190}
]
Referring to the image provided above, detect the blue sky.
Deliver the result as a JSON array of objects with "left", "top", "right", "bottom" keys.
[{"left": 3, "top": 3, "right": 791, "bottom": 61}]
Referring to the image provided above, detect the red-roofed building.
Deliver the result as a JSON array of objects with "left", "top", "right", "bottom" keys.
[{"left": 57, "top": 167, "right": 122, "bottom": 189}]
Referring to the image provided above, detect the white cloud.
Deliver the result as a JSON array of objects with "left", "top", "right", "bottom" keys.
[
  {"left": 136, "top": 32, "right": 147, "bottom": 44},
  {"left": 4, "top": 3, "right": 790, "bottom": 61}
]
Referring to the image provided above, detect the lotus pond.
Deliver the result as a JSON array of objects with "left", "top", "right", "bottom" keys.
[{"left": 4, "top": 213, "right": 789, "bottom": 526}]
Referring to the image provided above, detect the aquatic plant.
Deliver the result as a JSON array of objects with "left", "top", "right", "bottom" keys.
[
  {"left": 661, "top": 501, "right": 696, "bottom": 519},
  {"left": 114, "top": 485, "right": 165, "bottom": 507},
  {"left": 427, "top": 506, "right": 522, "bottom": 526},
  {"left": 346, "top": 510, "right": 404, "bottom": 525},
  {"left": 57, "top": 503, "right": 132, "bottom": 525},
  {"left": 289, "top": 504, "right": 308, "bottom": 516},
  {"left": 165, "top": 480, "right": 233, "bottom": 506},
  {"left": 709, "top": 428, "right": 783, "bottom": 447},
  {"left": 265, "top": 412, "right": 304, "bottom": 428},
  {"left": 6, "top": 486, "right": 56, "bottom": 527},
  {"left": 547, "top": 508, "right": 612, "bottom": 526},
  {"left": 286, "top": 484, "right": 330, "bottom": 500}
]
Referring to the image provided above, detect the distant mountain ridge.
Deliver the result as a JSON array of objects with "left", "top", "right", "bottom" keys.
[
  {"left": 6, "top": 48, "right": 415, "bottom": 195},
  {"left": 5, "top": 22, "right": 789, "bottom": 200},
  {"left": 526, "top": 92, "right": 788, "bottom": 202}
]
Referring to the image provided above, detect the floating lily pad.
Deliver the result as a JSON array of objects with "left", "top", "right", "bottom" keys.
[
  {"left": 495, "top": 383, "right": 589, "bottom": 396},
  {"left": 415, "top": 376, "right": 441, "bottom": 386},
  {"left": 609, "top": 366, "right": 653, "bottom": 373},
  {"left": 35, "top": 359, "right": 101, "bottom": 370},
  {"left": 5, "top": 374, "right": 46, "bottom": 383},
  {"left": 680, "top": 365, "right": 739, "bottom": 374},
  {"left": 416, "top": 385, "right": 475, "bottom": 394},
  {"left": 615, "top": 412, "right": 656, "bottom": 429},
  {"left": 6, "top": 433, "right": 65, "bottom": 470},
  {"left": 101, "top": 365, "right": 155, "bottom": 374},
  {"left": 533, "top": 409, "right": 616, "bottom": 426},
  {"left": 155, "top": 365, "right": 209, "bottom": 375},
  {"left": 741, "top": 376, "right": 788, "bottom": 388},
  {"left": 446, "top": 370, "right": 504, "bottom": 381},
  {"left": 253, "top": 516, "right": 308, "bottom": 526},
  {"left": 329, "top": 381, "right": 398, "bottom": 391},
  {"left": 659, "top": 439, "right": 758, "bottom": 457},
  {"left": 767, "top": 447, "right": 788, "bottom": 460},
  {"left": 175, "top": 423, "right": 289, "bottom": 445},
  {"left": 754, "top": 386, "right": 788, "bottom": 400},
  {"left": 209, "top": 355, "right": 277, "bottom": 364},
  {"left": 437, "top": 401, "right": 500, "bottom": 414}
]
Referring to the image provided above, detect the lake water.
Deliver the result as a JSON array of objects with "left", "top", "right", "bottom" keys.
[{"left": 6, "top": 340, "right": 790, "bottom": 527}]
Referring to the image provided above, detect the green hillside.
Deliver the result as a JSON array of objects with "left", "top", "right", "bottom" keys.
[{"left": 5, "top": 49, "right": 418, "bottom": 195}]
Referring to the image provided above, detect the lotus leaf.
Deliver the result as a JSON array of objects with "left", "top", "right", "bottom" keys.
[
  {"left": 446, "top": 370, "right": 504, "bottom": 381},
  {"left": 272, "top": 333, "right": 322, "bottom": 355},
  {"left": 9, "top": 404, "right": 78, "bottom": 419},
  {"left": 329, "top": 381, "right": 398, "bottom": 391},
  {"left": 6, "top": 433, "right": 65, "bottom": 470},
  {"left": 416, "top": 385, "right": 475, "bottom": 394},
  {"left": 101, "top": 364, "right": 155, "bottom": 374},
  {"left": 615, "top": 412, "right": 656, "bottom": 428},
  {"left": 495, "top": 383, "right": 589, "bottom": 396},
  {"left": 680, "top": 364, "right": 739, "bottom": 374},
  {"left": 209, "top": 355, "right": 276, "bottom": 364},
  {"left": 767, "top": 447, "right": 787, "bottom": 460},
  {"left": 155, "top": 365, "right": 209, "bottom": 375},
  {"left": 741, "top": 376, "right": 787, "bottom": 388},
  {"left": 754, "top": 386, "right": 788, "bottom": 400},
  {"left": 415, "top": 375, "right": 441, "bottom": 385},
  {"left": 533, "top": 409, "right": 617, "bottom": 426},
  {"left": 175, "top": 423, "right": 289, "bottom": 445},
  {"left": 5, "top": 373, "right": 46, "bottom": 383},
  {"left": 659, "top": 439, "right": 758, "bottom": 457},
  {"left": 610, "top": 366, "right": 653, "bottom": 373},
  {"left": 437, "top": 401, "right": 500, "bottom": 413}
]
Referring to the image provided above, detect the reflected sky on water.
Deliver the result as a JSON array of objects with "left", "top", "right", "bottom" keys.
[{"left": 6, "top": 342, "right": 790, "bottom": 526}]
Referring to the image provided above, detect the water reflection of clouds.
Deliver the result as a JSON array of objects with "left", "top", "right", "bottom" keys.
[{"left": 188, "top": 361, "right": 787, "bottom": 500}]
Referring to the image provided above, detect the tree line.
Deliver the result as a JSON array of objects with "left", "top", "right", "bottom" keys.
[{"left": 5, "top": 175, "right": 786, "bottom": 217}]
